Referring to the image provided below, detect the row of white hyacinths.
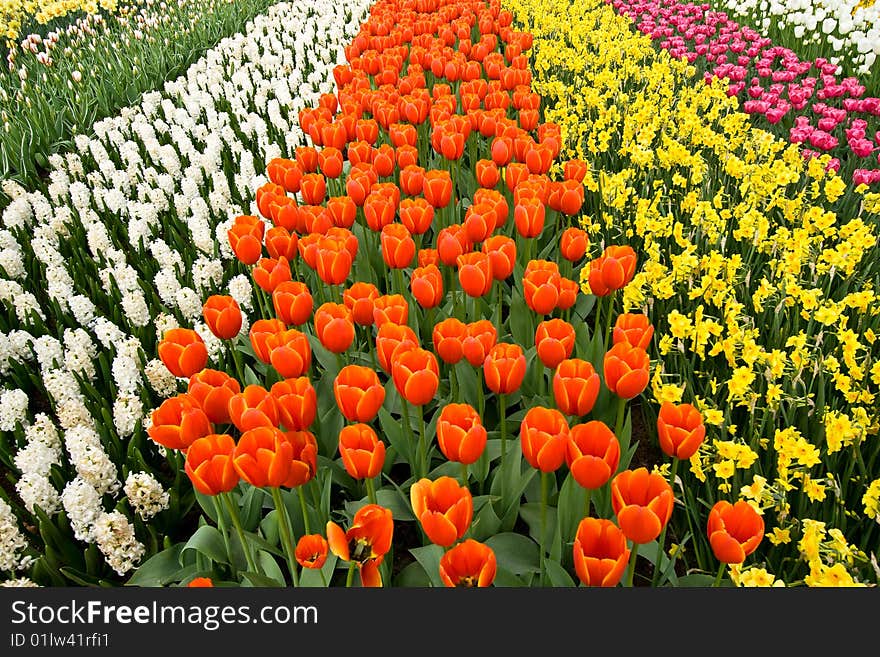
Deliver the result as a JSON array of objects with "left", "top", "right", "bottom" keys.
[
  {"left": 0, "top": 0, "right": 372, "bottom": 587},
  {"left": 715, "top": 0, "right": 880, "bottom": 76}
]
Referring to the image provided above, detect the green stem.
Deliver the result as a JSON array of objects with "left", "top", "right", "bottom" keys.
[
  {"left": 401, "top": 398, "right": 417, "bottom": 477},
  {"left": 461, "top": 462, "right": 469, "bottom": 487},
  {"left": 418, "top": 403, "right": 428, "bottom": 479},
  {"left": 221, "top": 492, "right": 258, "bottom": 574},
  {"left": 366, "top": 476, "right": 378, "bottom": 505},
  {"left": 499, "top": 392, "right": 507, "bottom": 503},
  {"left": 603, "top": 292, "right": 615, "bottom": 352},
  {"left": 318, "top": 568, "right": 328, "bottom": 588},
  {"left": 270, "top": 487, "right": 300, "bottom": 587},
  {"left": 626, "top": 542, "right": 640, "bottom": 587},
  {"left": 583, "top": 488, "right": 592, "bottom": 519},
  {"left": 714, "top": 562, "right": 726, "bottom": 588},
  {"left": 614, "top": 396, "right": 627, "bottom": 441},
  {"left": 651, "top": 457, "right": 679, "bottom": 587},
  {"left": 540, "top": 470, "right": 548, "bottom": 587},
  {"left": 496, "top": 285, "right": 504, "bottom": 338},
  {"left": 298, "top": 486, "right": 311, "bottom": 535},
  {"left": 346, "top": 562, "right": 357, "bottom": 588},
  {"left": 212, "top": 496, "right": 235, "bottom": 578}
]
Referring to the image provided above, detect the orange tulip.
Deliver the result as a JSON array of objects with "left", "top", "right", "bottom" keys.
[
  {"left": 535, "top": 318, "right": 576, "bottom": 369},
  {"left": 397, "top": 145, "right": 420, "bottom": 169},
  {"left": 432, "top": 317, "right": 467, "bottom": 365},
  {"left": 418, "top": 248, "right": 440, "bottom": 268},
  {"left": 188, "top": 369, "right": 241, "bottom": 425},
  {"left": 553, "top": 358, "right": 601, "bottom": 417},
  {"left": 392, "top": 347, "right": 439, "bottom": 406},
  {"left": 249, "top": 318, "right": 286, "bottom": 364},
  {"left": 399, "top": 198, "right": 435, "bottom": 235},
  {"left": 560, "top": 227, "right": 589, "bottom": 262},
  {"left": 436, "top": 403, "right": 487, "bottom": 465},
  {"left": 462, "top": 319, "right": 498, "bottom": 367},
  {"left": 343, "top": 281, "right": 379, "bottom": 327},
  {"left": 265, "top": 226, "right": 298, "bottom": 260},
  {"left": 481, "top": 235, "right": 516, "bottom": 281},
  {"left": 272, "top": 281, "right": 314, "bottom": 327},
  {"left": 327, "top": 504, "right": 394, "bottom": 587},
  {"left": 327, "top": 195, "right": 357, "bottom": 229},
  {"left": 522, "top": 263, "right": 561, "bottom": 315},
  {"left": 158, "top": 328, "right": 208, "bottom": 379},
  {"left": 300, "top": 172, "right": 327, "bottom": 205},
  {"left": 463, "top": 202, "right": 496, "bottom": 244},
  {"left": 566, "top": 421, "right": 620, "bottom": 490},
  {"left": 520, "top": 406, "right": 569, "bottom": 472},
  {"left": 490, "top": 135, "right": 513, "bottom": 166},
  {"left": 338, "top": 423, "right": 386, "bottom": 480},
  {"left": 267, "top": 329, "right": 312, "bottom": 379},
  {"left": 411, "top": 264, "right": 444, "bottom": 309},
  {"left": 295, "top": 534, "right": 329, "bottom": 570},
  {"left": 556, "top": 179, "right": 584, "bottom": 215},
  {"left": 232, "top": 426, "right": 293, "bottom": 488},
  {"left": 573, "top": 517, "right": 630, "bottom": 587},
  {"left": 457, "top": 251, "right": 493, "bottom": 298},
  {"left": 483, "top": 342, "right": 527, "bottom": 395},
  {"left": 513, "top": 197, "right": 545, "bottom": 239},
  {"left": 355, "top": 118, "right": 379, "bottom": 145},
  {"left": 187, "top": 577, "right": 214, "bottom": 588},
  {"left": 364, "top": 192, "right": 396, "bottom": 232},
  {"left": 474, "top": 188, "right": 509, "bottom": 230},
  {"left": 346, "top": 170, "right": 372, "bottom": 206},
  {"left": 315, "top": 240, "right": 353, "bottom": 287},
  {"left": 375, "top": 322, "right": 419, "bottom": 374},
  {"left": 613, "top": 313, "right": 654, "bottom": 350},
  {"left": 314, "top": 302, "right": 355, "bottom": 354},
  {"left": 657, "top": 402, "right": 706, "bottom": 460},
  {"left": 202, "top": 295, "right": 242, "bottom": 340},
  {"left": 475, "top": 159, "right": 500, "bottom": 189},
  {"left": 228, "top": 384, "right": 279, "bottom": 432},
  {"left": 611, "top": 468, "right": 674, "bottom": 544},
  {"left": 399, "top": 164, "right": 426, "bottom": 196},
  {"left": 436, "top": 224, "right": 473, "bottom": 267},
  {"left": 707, "top": 500, "right": 765, "bottom": 565},
  {"left": 557, "top": 277, "right": 579, "bottom": 311},
  {"left": 372, "top": 294, "right": 409, "bottom": 328},
  {"left": 410, "top": 476, "right": 473, "bottom": 547},
  {"left": 148, "top": 394, "right": 212, "bottom": 451},
  {"left": 588, "top": 245, "right": 638, "bottom": 297},
  {"left": 271, "top": 377, "right": 317, "bottom": 432},
  {"left": 439, "top": 539, "right": 496, "bottom": 587},
  {"left": 253, "top": 256, "right": 292, "bottom": 294},
  {"left": 279, "top": 429, "right": 318, "bottom": 488},
  {"left": 227, "top": 215, "right": 264, "bottom": 265},
  {"left": 381, "top": 223, "right": 416, "bottom": 269},
  {"left": 423, "top": 169, "right": 453, "bottom": 208},
  {"left": 334, "top": 365, "right": 386, "bottom": 423},
  {"left": 185, "top": 433, "right": 239, "bottom": 496},
  {"left": 564, "top": 159, "right": 588, "bottom": 183},
  {"left": 603, "top": 342, "right": 650, "bottom": 400},
  {"left": 318, "top": 147, "right": 344, "bottom": 179},
  {"left": 296, "top": 146, "right": 319, "bottom": 173}
]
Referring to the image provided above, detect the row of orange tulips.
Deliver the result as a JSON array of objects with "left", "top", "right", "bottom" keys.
[{"left": 148, "top": 0, "right": 765, "bottom": 587}]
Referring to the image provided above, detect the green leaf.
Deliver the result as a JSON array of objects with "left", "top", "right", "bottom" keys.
[
  {"left": 519, "top": 502, "right": 558, "bottom": 552},
  {"left": 470, "top": 496, "right": 502, "bottom": 541},
  {"left": 300, "top": 554, "right": 337, "bottom": 588},
  {"left": 676, "top": 573, "right": 718, "bottom": 587},
  {"left": 379, "top": 405, "right": 410, "bottom": 467},
  {"left": 492, "top": 565, "right": 527, "bottom": 587},
  {"left": 409, "top": 544, "right": 446, "bottom": 588},
  {"left": 393, "top": 560, "right": 432, "bottom": 587},
  {"left": 375, "top": 488, "right": 416, "bottom": 522},
  {"left": 256, "top": 550, "right": 286, "bottom": 586},
  {"left": 545, "top": 559, "right": 577, "bottom": 587},
  {"left": 485, "top": 532, "right": 539, "bottom": 575},
  {"left": 181, "top": 525, "right": 228, "bottom": 565},
  {"left": 556, "top": 473, "right": 587, "bottom": 549},
  {"left": 126, "top": 544, "right": 186, "bottom": 587},
  {"left": 508, "top": 293, "right": 532, "bottom": 348},
  {"left": 241, "top": 572, "right": 285, "bottom": 588}
]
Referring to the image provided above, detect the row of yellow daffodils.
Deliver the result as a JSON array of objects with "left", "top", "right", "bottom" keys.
[{"left": 509, "top": 0, "right": 880, "bottom": 586}]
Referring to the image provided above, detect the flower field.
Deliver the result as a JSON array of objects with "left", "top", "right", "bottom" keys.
[{"left": 0, "top": 0, "right": 877, "bottom": 589}]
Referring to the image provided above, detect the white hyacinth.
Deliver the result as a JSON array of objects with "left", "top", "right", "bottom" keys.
[
  {"left": 123, "top": 472, "right": 170, "bottom": 520},
  {"left": 0, "top": 389, "right": 28, "bottom": 432},
  {"left": 60, "top": 477, "right": 104, "bottom": 543},
  {"left": 93, "top": 511, "right": 145, "bottom": 575},
  {"left": 0, "top": 498, "right": 31, "bottom": 572}
]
